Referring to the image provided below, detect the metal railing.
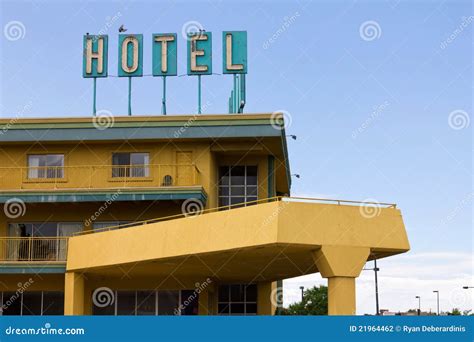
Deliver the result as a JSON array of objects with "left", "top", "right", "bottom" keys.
[
  {"left": 0, "top": 164, "right": 201, "bottom": 190},
  {"left": 78, "top": 196, "right": 397, "bottom": 235},
  {"left": 0, "top": 237, "right": 69, "bottom": 262}
]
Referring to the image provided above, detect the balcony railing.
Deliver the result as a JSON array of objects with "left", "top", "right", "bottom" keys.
[
  {"left": 0, "top": 164, "right": 200, "bottom": 190},
  {"left": 0, "top": 237, "right": 68, "bottom": 263}
]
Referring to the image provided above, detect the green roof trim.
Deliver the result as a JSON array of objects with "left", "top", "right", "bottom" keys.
[
  {"left": 0, "top": 125, "right": 280, "bottom": 142},
  {"left": 0, "top": 188, "right": 207, "bottom": 204},
  {"left": 2, "top": 119, "right": 273, "bottom": 130},
  {"left": 0, "top": 265, "right": 66, "bottom": 274}
]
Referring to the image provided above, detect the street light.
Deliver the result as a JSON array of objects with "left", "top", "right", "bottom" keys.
[
  {"left": 299, "top": 286, "right": 304, "bottom": 302},
  {"left": 415, "top": 296, "right": 421, "bottom": 316},
  {"left": 462, "top": 286, "right": 474, "bottom": 289},
  {"left": 363, "top": 258, "right": 380, "bottom": 315},
  {"left": 433, "top": 291, "right": 440, "bottom": 315}
]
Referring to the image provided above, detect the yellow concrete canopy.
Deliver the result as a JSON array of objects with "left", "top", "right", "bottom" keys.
[{"left": 66, "top": 199, "right": 410, "bottom": 282}]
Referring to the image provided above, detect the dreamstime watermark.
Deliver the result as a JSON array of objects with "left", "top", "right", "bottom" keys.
[
  {"left": 181, "top": 20, "right": 204, "bottom": 40},
  {"left": 94, "top": 12, "right": 122, "bottom": 41},
  {"left": 93, "top": 109, "right": 115, "bottom": 130},
  {"left": 174, "top": 278, "right": 212, "bottom": 315},
  {"left": 84, "top": 190, "right": 121, "bottom": 227},
  {"left": 4, "top": 21, "right": 26, "bottom": 41},
  {"left": 352, "top": 100, "right": 390, "bottom": 139},
  {"left": 1, "top": 100, "right": 34, "bottom": 135},
  {"left": 173, "top": 99, "right": 212, "bottom": 138},
  {"left": 448, "top": 110, "right": 470, "bottom": 130},
  {"left": 261, "top": 199, "right": 290, "bottom": 228},
  {"left": 263, "top": 12, "right": 300, "bottom": 50},
  {"left": 181, "top": 198, "right": 204, "bottom": 218},
  {"left": 270, "top": 286, "right": 284, "bottom": 307},
  {"left": 440, "top": 16, "right": 473, "bottom": 50},
  {"left": 359, "top": 20, "right": 382, "bottom": 41},
  {"left": 359, "top": 198, "right": 382, "bottom": 219},
  {"left": 270, "top": 110, "right": 292, "bottom": 130},
  {"left": 0, "top": 278, "right": 34, "bottom": 313},
  {"left": 5, "top": 323, "right": 85, "bottom": 336},
  {"left": 92, "top": 287, "right": 115, "bottom": 307},
  {"left": 4, "top": 198, "right": 26, "bottom": 219}
]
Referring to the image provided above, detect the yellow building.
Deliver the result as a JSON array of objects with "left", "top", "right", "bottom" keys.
[{"left": 0, "top": 113, "right": 409, "bottom": 316}]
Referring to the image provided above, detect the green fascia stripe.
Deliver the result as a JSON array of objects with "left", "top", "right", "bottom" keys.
[
  {"left": 0, "top": 190, "right": 207, "bottom": 204},
  {"left": 3, "top": 119, "right": 273, "bottom": 130},
  {"left": 0, "top": 125, "right": 280, "bottom": 142},
  {"left": 0, "top": 265, "right": 66, "bottom": 274}
]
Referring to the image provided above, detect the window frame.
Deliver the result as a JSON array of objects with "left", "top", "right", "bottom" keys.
[
  {"left": 26, "top": 153, "right": 65, "bottom": 180},
  {"left": 111, "top": 152, "right": 151, "bottom": 179},
  {"left": 218, "top": 165, "right": 258, "bottom": 208},
  {"left": 217, "top": 284, "right": 258, "bottom": 316}
]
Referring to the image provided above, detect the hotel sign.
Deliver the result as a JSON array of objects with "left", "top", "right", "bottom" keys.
[{"left": 82, "top": 31, "right": 247, "bottom": 78}]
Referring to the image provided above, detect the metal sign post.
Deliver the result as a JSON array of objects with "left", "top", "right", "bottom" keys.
[
  {"left": 118, "top": 34, "right": 143, "bottom": 116},
  {"left": 82, "top": 35, "right": 108, "bottom": 116},
  {"left": 187, "top": 32, "right": 212, "bottom": 114},
  {"left": 223, "top": 31, "right": 247, "bottom": 113},
  {"left": 153, "top": 33, "right": 177, "bottom": 115}
]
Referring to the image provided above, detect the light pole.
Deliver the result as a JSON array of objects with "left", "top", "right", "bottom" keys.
[
  {"left": 363, "top": 258, "right": 380, "bottom": 315},
  {"left": 416, "top": 296, "right": 421, "bottom": 316},
  {"left": 299, "top": 286, "right": 304, "bottom": 302},
  {"left": 433, "top": 290, "right": 439, "bottom": 315}
]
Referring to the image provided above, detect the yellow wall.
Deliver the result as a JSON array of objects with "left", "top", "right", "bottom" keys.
[{"left": 0, "top": 140, "right": 273, "bottom": 238}]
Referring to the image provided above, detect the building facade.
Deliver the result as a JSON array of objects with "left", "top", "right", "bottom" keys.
[{"left": 0, "top": 113, "right": 410, "bottom": 316}]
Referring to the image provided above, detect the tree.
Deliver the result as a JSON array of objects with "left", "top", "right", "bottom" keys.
[{"left": 279, "top": 285, "right": 328, "bottom": 315}]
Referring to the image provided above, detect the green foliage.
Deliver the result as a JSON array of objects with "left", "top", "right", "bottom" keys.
[{"left": 279, "top": 285, "right": 328, "bottom": 315}]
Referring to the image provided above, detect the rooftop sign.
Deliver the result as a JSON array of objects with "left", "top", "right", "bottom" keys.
[{"left": 82, "top": 31, "right": 247, "bottom": 116}]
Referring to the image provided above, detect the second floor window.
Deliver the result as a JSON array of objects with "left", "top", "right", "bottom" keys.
[
  {"left": 28, "top": 154, "right": 64, "bottom": 179},
  {"left": 112, "top": 152, "right": 149, "bottom": 178},
  {"left": 218, "top": 165, "right": 258, "bottom": 208}
]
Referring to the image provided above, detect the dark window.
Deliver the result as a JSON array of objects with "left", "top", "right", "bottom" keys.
[
  {"left": 180, "top": 290, "right": 199, "bottom": 315},
  {"left": 116, "top": 291, "right": 136, "bottom": 315},
  {"left": 112, "top": 152, "right": 149, "bottom": 177},
  {"left": 2, "top": 292, "right": 22, "bottom": 315},
  {"left": 158, "top": 291, "right": 179, "bottom": 315},
  {"left": 21, "top": 292, "right": 42, "bottom": 315},
  {"left": 0, "top": 291, "right": 64, "bottom": 316},
  {"left": 42, "top": 292, "right": 64, "bottom": 315},
  {"left": 218, "top": 166, "right": 258, "bottom": 208},
  {"left": 217, "top": 284, "right": 257, "bottom": 315},
  {"left": 136, "top": 291, "right": 155, "bottom": 316}
]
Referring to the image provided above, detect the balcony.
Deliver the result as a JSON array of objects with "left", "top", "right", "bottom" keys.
[
  {"left": 0, "top": 164, "right": 200, "bottom": 190},
  {"left": 0, "top": 237, "right": 68, "bottom": 263}
]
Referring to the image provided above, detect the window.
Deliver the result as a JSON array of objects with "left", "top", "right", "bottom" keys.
[
  {"left": 92, "top": 290, "right": 195, "bottom": 316},
  {"left": 28, "top": 154, "right": 64, "bottom": 179},
  {"left": 1, "top": 291, "right": 64, "bottom": 316},
  {"left": 7, "top": 223, "right": 82, "bottom": 262},
  {"left": 112, "top": 152, "right": 149, "bottom": 178},
  {"left": 218, "top": 166, "right": 258, "bottom": 208},
  {"left": 218, "top": 284, "right": 257, "bottom": 315}
]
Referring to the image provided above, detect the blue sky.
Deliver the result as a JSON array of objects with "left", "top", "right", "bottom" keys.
[{"left": 1, "top": 0, "right": 472, "bottom": 313}]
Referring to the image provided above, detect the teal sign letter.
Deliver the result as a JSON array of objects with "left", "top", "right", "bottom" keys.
[
  {"left": 152, "top": 33, "right": 177, "bottom": 76},
  {"left": 83, "top": 35, "right": 108, "bottom": 78},
  {"left": 222, "top": 31, "right": 247, "bottom": 74},
  {"left": 118, "top": 34, "right": 143, "bottom": 77},
  {"left": 187, "top": 32, "right": 212, "bottom": 75}
]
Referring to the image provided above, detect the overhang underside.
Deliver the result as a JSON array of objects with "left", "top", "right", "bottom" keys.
[{"left": 66, "top": 200, "right": 410, "bottom": 281}]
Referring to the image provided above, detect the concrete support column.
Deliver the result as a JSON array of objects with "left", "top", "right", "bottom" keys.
[
  {"left": 257, "top": 281, "right": 276, "bottom": 315},
  {"left": 64, "top": 272, "right": 85, "bottom": 315},
  {"left": 198, "top": 281, "right": 216, "bottom": 315},
  {"left": 313, "top": 246, "right": 370, "bottom": 316}
]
